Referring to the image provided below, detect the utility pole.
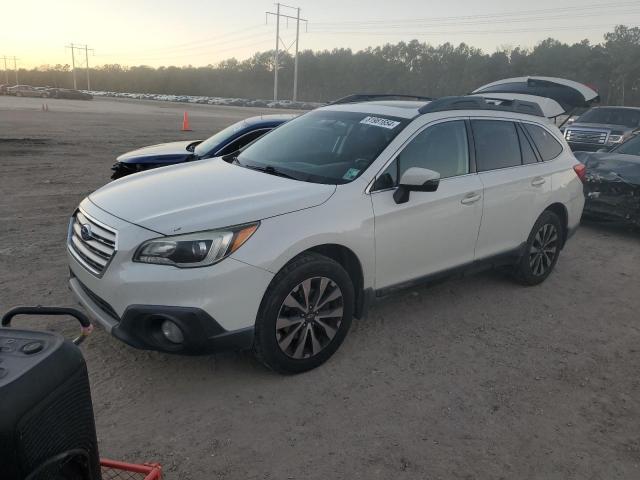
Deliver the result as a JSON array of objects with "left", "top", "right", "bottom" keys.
[
  {"left": 66, "top": 44, "right": 93, "bottom": 90},
  {"left": 66, "top": 44, "right": 77, "bottom": 89},
  {"left": 84, "top": 44, "right": 94, "bottom": 90},
  {"left": 266, "top": 3, "right": 307, "bottom": 102},
  {"left": 293, "top": 7, "right": 300, "bottom": 102},
  {"left": 1, "top": 56, "right": 9, "bottom": 84},
  {"left": 273, "top": 2, "right": 280, "bottom": 101},
  {"left": 2, "top": 56, "right": 20, "bottom": 84}
]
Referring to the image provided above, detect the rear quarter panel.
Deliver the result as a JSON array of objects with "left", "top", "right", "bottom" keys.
[{"left": 534, "top": 124, "right": 585, "bottom": 233}]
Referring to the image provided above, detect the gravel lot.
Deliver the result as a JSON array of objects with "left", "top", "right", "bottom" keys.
[{"left": 1, "top": 95, "right": 640, "bottom": 480}]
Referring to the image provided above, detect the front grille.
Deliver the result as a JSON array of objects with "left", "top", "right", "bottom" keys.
[
  {"left": 68, "top": 209, "right": 117, "bottom": 276},
  {"left": 565, "top": 128, "right": 608, "bottom": 145}
]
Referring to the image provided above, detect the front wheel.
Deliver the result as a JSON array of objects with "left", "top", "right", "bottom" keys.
[
  {"left": 513, "top": 210, "right": 563, "bottom": 285},
  {"left": 253, "top": 253, "right": 354, "bottom": 374}
]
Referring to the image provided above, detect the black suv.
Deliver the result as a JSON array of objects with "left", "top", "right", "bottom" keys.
[{"left": 564, "top": 106, "right": 640, "bottom": 152}]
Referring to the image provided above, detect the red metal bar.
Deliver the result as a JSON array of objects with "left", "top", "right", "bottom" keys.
[{"left": 100, "top": 459, "right": 162, "bottom": 480}]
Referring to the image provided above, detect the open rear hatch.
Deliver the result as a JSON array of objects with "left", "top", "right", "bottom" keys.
[{"left": 472, "top": 76, "right": 600, "bottom": 119}]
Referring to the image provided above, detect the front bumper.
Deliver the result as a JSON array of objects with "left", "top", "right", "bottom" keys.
[
  {"left": 68, "top": 199, "right": 274, "bottom": 354},
  {"left": 70, "top": 275, "right": 253, "bottom": 354},
  {"left": 583, "top": 182, "right": 640, "bottom": 226}
]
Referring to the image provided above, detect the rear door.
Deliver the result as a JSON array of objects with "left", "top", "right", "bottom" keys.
[{"left": 472, "top": 118, "right": 552, "bottom": 260}]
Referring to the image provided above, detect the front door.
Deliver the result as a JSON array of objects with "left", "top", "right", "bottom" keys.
[{"left": 370, "top": 119, "right": 484, "bottom": 290}]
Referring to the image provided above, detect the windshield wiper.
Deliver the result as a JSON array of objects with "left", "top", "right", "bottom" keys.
[{"left": 244, "top": 164, "right": 298, "bottom": 180}]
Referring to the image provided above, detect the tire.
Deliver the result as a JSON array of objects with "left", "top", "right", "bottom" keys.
[
  {"left": 253, "top": 252, "right": 354, "bottom": 374},
  {"left": 513, "top": 210, "right": 563, "bottom": 286}
]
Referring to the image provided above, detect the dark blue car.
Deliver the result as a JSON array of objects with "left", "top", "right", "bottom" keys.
[{"left": 111, "top": 114, "right": 297, "bottom": 179}]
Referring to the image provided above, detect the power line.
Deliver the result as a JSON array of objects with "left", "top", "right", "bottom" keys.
[
  {"left": 140, "top": 25, "right": 268, "bottom": 53},
  {"left": 308, "top": 22, "right": 640, "bottom": 37},
  {"left": 311, "top": 1, "right": 640, "bottom": 27},
  {"left": 96, "top": 36, "right": 275, "bottom": 64},
  {"left": 94, "top": 25, "right": 272, "bottom": 59},
  {"left": 311, "top": 10, "right": 640, "bottom": 31}
]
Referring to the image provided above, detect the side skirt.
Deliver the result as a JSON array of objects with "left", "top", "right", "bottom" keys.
[{"left": 373, "top": 244, "right": 526, "bottom": 299}]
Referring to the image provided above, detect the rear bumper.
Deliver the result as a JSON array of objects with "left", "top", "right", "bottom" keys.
[{"left": 70, "top": 275, "right": 254, "bottom": 354}]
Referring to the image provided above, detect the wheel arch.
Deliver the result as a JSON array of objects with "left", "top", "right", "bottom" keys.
[
  {"left": 308, "top": 244, "right": 369, "bottom": 319},
  {"left": 543, "top": 202, "right": 569, "bottom": 248},
  {"left": 278, "top": 243, "right": 369, "bottom": 319}
]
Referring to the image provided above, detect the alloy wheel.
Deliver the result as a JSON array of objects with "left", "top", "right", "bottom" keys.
[
  {"left": 276, "top": 276, "right": 344, "bottom": 359},
  {"left": 529, "top": 223, "right": 558, "bottom": 276}
]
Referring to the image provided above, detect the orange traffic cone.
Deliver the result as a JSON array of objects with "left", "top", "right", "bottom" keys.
[{"left": 181, "top": 111, "right": 192, "bottom": 131}]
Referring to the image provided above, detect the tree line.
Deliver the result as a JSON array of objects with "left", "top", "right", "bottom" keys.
[{"left": 4, "top": 25, "right": 640, "bottom": 106}]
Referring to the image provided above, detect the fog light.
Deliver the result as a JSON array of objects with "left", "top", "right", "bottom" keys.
[{"left": 161, "top": 319, "right": 184, "bottom": 344}]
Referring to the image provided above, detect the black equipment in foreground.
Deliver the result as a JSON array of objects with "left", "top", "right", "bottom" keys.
[{"left": 0, "top": 307, "right": 100, "bottom": 480}]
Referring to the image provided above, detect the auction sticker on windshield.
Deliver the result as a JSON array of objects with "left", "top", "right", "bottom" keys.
[
  {"left": 360, "top": 116, "right": 401, "bottom": 129},
  {"left": 342, "top": 168, "right": 360, "bottom": 180}
]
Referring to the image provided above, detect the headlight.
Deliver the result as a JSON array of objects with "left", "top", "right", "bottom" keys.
[
  {"left": 607, "top": 134, "right": 625, "bottom": 145},
  {"left": 133, "top": 223, "right": 259, "bottom": 268}
]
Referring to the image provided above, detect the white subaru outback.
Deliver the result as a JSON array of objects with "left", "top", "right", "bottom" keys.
[{"left": 67, "top": 95, "right": 585, "bottom": 373}]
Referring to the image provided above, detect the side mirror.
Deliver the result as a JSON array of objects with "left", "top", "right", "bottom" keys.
[{"left": 393, "top": 167, "right": 440, "bottom": 204}]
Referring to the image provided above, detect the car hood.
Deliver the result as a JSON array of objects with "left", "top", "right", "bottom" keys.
[
  {"left": 89, "top": 159, "right": 336, "bottom": 234},
  {"left": 567, "top": 122, "right": 635, "bottom": 133},
  {"left": 575, "top": 151, "right": 640, "bottom": 186},
  {"left": 116, "top": 140, "right": 202, "bottom": 163}
]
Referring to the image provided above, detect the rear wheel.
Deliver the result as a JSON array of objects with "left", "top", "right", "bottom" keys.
[
  {"left": 513, "top": 210, "right": 563, "bottom": 285},
  {"left": 253, "top": 253, "right": 354, "bottom": 374}
]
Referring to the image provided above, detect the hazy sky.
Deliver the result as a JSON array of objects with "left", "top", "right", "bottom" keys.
[{"left": 3, "top": 0, "right": 639, "bottom": 69}]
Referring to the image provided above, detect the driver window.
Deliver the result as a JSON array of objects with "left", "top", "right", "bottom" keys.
[{"left": 398, "top": 120, "right": 469, "bottom": 180}]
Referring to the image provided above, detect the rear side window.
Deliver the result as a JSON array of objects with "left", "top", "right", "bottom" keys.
[
  {"left": 472, "top": 120, "right": 521, "bottom": 171},
  {"left": 524, "top": 124, "right": 563, "bottom": 161}
]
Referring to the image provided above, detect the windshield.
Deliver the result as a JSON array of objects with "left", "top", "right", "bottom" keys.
[
  {"left": 577, "top": 108, "right": 640, "bottom": 128},
  {"left": 236, "top": 110, "right": 408, "bottom": 184},
  {"left": 614, "top": 135, "right": 640, "bottom": 156},
  {"left": 194, "top": 120, "right": 247, "bottom": 157}
]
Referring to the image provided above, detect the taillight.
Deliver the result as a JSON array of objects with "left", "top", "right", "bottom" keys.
[{"left": 573, "top": 163, "right": 586, "bottom": 184}]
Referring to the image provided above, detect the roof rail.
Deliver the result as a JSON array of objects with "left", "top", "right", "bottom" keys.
[
  {"left": 418, "top": 95, "right": 545, "bottom": 117},
  {"left": 330, "top": 93, "right": 433, "bottom": 105}
]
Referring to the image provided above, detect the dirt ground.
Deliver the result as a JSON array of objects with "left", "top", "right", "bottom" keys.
[{"left": 1, "top": 95, "right": 640, "bottom": 480}]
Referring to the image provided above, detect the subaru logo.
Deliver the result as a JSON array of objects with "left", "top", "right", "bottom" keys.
[{"left": 80, "top": 224, "right": 93, "bottom": 241}]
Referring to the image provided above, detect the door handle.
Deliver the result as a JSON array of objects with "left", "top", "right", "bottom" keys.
[
  {"left": 531, "top": 177, "right": 546, "bottom": 186},
  {"left": 461, "top": 193, "right": 481, "bottom": 205}
]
